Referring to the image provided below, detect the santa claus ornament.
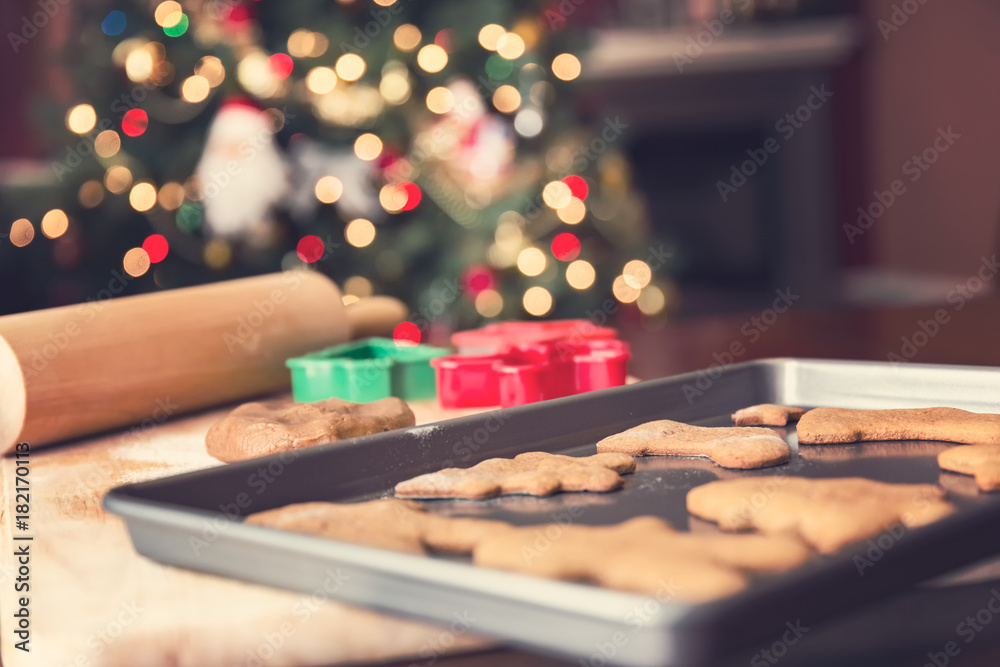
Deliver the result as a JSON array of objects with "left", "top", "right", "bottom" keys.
[{"left": 195, "top": 96, "right": 289, "bottom": 238}]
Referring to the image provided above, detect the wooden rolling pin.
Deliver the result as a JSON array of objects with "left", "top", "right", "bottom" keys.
[{"left": 0, "top": 272, "right": 408, "bottom": 453}]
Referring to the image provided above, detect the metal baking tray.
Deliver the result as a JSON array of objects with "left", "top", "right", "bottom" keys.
[{"left": 105, "top": 358, "right": 1000, "bottom": 666}]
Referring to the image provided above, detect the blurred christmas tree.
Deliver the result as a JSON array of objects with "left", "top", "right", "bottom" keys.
[{"left": 23, "top": 0, "right": 668, "bottom": 332}]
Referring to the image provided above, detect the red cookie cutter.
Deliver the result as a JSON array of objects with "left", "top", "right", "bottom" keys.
[
  {"left": 432, "top": 332, "right": 630, "bottom": 409},
  {"left": 450, "top": 319, "right": 618, "bottom": 355}
]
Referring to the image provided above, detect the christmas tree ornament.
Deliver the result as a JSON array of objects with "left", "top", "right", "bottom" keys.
[{"left": 194, "top": 97, "right": 289, "bottom": 239}]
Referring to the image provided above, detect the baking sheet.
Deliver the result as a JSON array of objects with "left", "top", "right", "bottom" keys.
[{"left": 104, "top": 358, "right": 1000, "bottom": 666}]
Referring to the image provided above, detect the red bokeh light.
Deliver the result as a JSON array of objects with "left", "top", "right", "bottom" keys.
[
  {"left": 122, "top": 109, "right": 148, "bottom": 137},
  {"left": 393, "top": 322, "right": 421, "bottom": 346},
  {"left": 142, "top": 234, "right": 169, "bottom": 263},
  {"left": 462, "top": 264, "right": 495, "bottom": 295},
  {"left": 562, "top": 175, "right": 588, "bottom": 201},
  {"left": 551, "top": 232, "right": 581, "bottom": 262},
  {"left": 296, "top": 235, "right": 324, "bottom": 263},
  {"left": 269, "top": 53, "right": 294, "bottom": 79},
  {"left": 400, "top": 182, "right": 421, "bottom": 211},
  {"left": 434, "top": 29, "right": 454, "bottom": 52}
]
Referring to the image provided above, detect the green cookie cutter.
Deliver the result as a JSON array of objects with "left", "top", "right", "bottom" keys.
[{"left": 286, "top": 337, "right": 450, "bottom": 403}]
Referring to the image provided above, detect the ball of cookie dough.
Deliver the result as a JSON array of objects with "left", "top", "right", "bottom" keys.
[{"left": 206, "top": 396, "right": 415, "bottom": 462}]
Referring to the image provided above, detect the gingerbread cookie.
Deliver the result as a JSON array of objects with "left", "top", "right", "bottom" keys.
[
  {"left": 206, "top": 396, "right": 415, "bottom": 462},
  {"left": 394, "top": 451, "right": 635, "bottom": 499},
  {"left": 687, "top": 477, "right": 955, "bottom": 553},
  {"left": 596, "top": 419, "right": 790, "bottom": 469},
  {"left": 472, "top": 516, "right": 812, "bottom": 602},
  {"left": 796, "top": 407, "right": 1000, "bottom": 446},
  {"left": 732, "top": 404, "right": 806, "bottom": 427},
  {"left": 938, "top": 444, "right": 1000, "bottom": 492},
  {"left": 244, "top": 498, "right": 511, "bottom": 554}
]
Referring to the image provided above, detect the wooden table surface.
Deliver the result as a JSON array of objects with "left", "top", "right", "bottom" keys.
[{"left": 3, "top": 294, "right": 1000, "bottom": 667}]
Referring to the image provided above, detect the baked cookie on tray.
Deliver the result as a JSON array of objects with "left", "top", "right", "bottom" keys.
[
  {"left": 687, "top": 476, "right": 955, "bottom": 554},
  {"left": 796, "top": 407, "right": 1000, "bottom": 446},
  {"left": 597, "top": 419, "right": 791, "bottom": 469},
  {"left": 395, "top": 451, "right": 636, "bottom": 499},
  {"left": 206, "top": 396, "right": 415, "bottom": 462}
]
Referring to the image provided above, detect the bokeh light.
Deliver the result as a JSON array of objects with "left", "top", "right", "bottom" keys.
[
  {"left": 426, "top": 86, "right": 454, "bottom": 114},
  {"left": 162, "top": 13, "right": 188, "bottom": 37},
  {"left": 566, "top": 259, "right": 596, "bottom": 290},
  {"left": 78, "top": 181, "right": 105, "bottom": 208},
  {"left": 269, "top": 53, "right": 294, "bottom": 79},
  {"left": 154, "top": 1, "right": 182, "bottom": 27},
  {"left": 102, "top": 10, "right": 127, "bottom": 36},
  {"left": 552, "top": 53, "right": 582, "bottom": 81},
  {"left": 315, "top": 175, "right": 343, "bottom": 204},
  {"left": 335, "top": 53, "right": 366, "bottom": 81},
  {"left": 478, "top": 24, "right": 505, "bottom": 50},
  {"left": 417, "top": 44, "right": 447, "bottom": 73},
  {"left": 123, "top": 247, "right": 151, "bottom": 277},
  {"left": 562, "top": 175, "right": 588, "bottom": 200},
  {"left": 66, "top": 104, "right": 97, "bottom": 134},
  {"left": 557, "top": 196, "right": 586, "bottom": 224},
  {"left": 514, "top": 109, "right": 543, "bottom": 138},
  {"left": 380, "top": 70, "right": 411, "bottom": 105},
  {"left": 523, "top": 286, "right": 553, "bottom": 316},
  {"left": 287, "top": 30, "right": 316, "bottom": 58},
  {"left": 623, "top": 259, "right": 652, "bottom": 289},
  {"left": 105, "top": 166, "right": 133, "bottom": 193},
  {"left": 345, "top": 218, "right": 376, "bottom": 247},
  {"left": 157, "top": 182, "right": 185, "bottom": 210},
  {"left": 122, "top": 109, "right": 148, "bottom": 137},
  {"left": 94, "top": 130, "right": 121, "bottom": 158},
  {"left": 306, "top": 66, "right": 337, "bottom": 94},
  {"left": 142, "top": 234, "right": 170, "bottom": 262},
  {"left": 125, "top": 47, "right": 154, "bottom": 82},
  {"left": 296, "top": 235, "right": 324, "bottom": 263},
  {"left": 542, "top": 180, "right": 572, "bottom": 209},
  {"left": 492, "top": 85, "right": 521, "bottom": 113},
  {"left": 517, "top": 247, "right": 546, "bottom": 276},
  {"left": 393, "top": 322, "right": 421, "bottom": 346},
  {"left": 637, "top": 285, "right": 666, "bottom": 315},
  {"left": 41, "top": 209, "right": 69, "bottom": 239},
  {"left": 379, "top": 184, "right": 407, "bottom": 212},
  {"left": 344, "top": 275, "right": 373, "bottom": 297},
  {"left": 129, "top": 182, "right": 157, "bottom": 212},
  {"left": 475, "top": 289, "right": 504, "bottom": 317},
  {"left": 9, "top": 219, "right": 34, "bottom": 248},
  {"left": 496, "top": 33, "right": 526, "bottom": 60},
  {"left": 354, "top": 133, "right": 382, "bottom": 160},
  {"left": 203, "top": 239, "right": 231, "bottom": 269},
  {"left": 551, "top": 232, "right": 581, "bottom": 261},
  {"left": 181, "top": 75, "right": 210, "bottom": 103},
  {"left": 612, "top": 275, "right": 640, "bottom": 303},
  {"left": 393, "top": 24, "right": 421, "bottom": 51},
  {"left": 196, "top": 56, "right": 225, "bottom": 86}
]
